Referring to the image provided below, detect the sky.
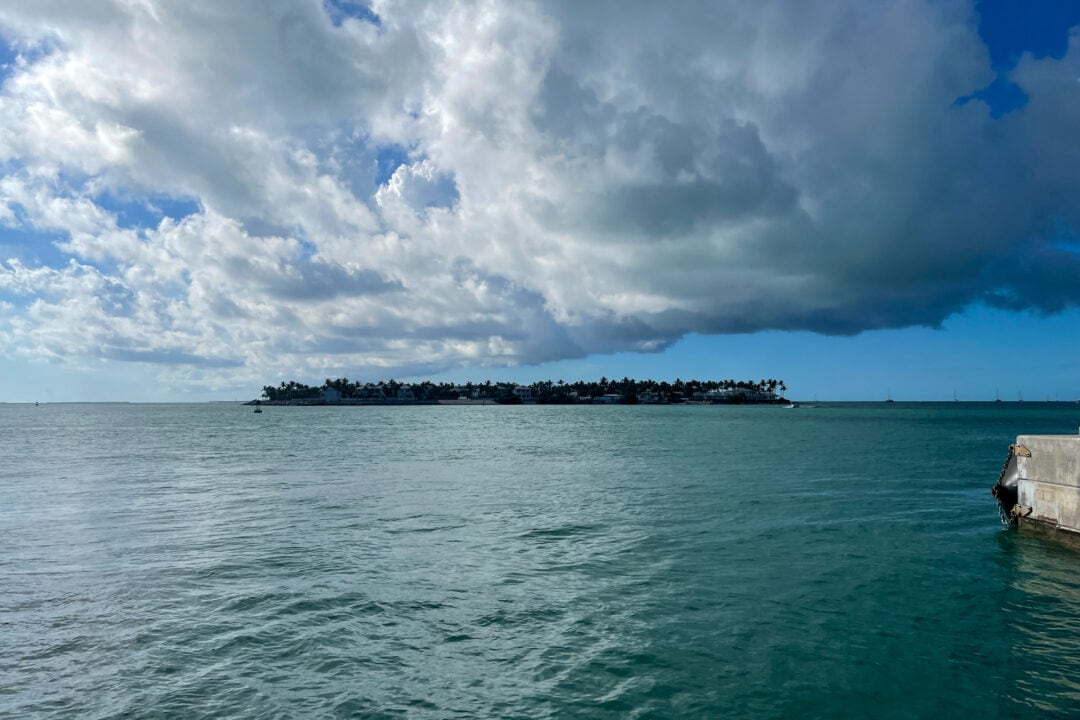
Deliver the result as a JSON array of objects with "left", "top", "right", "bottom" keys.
[{"left": 0, "top": 0, "right": 1079, "bottom": 402}]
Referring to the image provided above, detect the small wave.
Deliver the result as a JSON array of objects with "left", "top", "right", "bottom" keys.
[
  {"left": 517, "top": 523, "right": 603, "bottom": 541},
  {"left": 476, "top": 606, "right": 564, "bottom": 629},
  {"left": 384, "top": 523, "right": 467, "bottom": 534},
  {"left": 269, "top": 592, "right": 383, "bottom": 620}
]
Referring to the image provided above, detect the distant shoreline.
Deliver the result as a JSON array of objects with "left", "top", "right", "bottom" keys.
[
  {"left": 256, "top": 376, "right": 790, "bottom": 406},
  {"left": 246, "top": 397, "right": 791, "bottom": 407}
]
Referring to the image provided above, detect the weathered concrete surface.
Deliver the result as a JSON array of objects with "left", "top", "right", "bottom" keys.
[{"left": 1016, "top": 434, "right": 1080, "bottom": 537}]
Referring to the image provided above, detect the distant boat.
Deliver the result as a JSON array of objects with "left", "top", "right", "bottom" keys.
[
  {"left": 995, "top": 388, "right": 1002, "bottom": 403},
  {"left": 953, "top": 390, "right": 959, "bottom": 402},
  {"left": 253, "top": 399, "right": 263, "bottom": 414},
  {"left": 885, "top": 388, "right": 894, "bottom": 403},
  {"left": 785, "top": 401, "right": 800, "bottom": 409}
]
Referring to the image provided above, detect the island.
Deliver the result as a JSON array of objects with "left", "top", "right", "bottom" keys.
[{"left": 252, "top": 377, "right": 790, "bottom": 406}]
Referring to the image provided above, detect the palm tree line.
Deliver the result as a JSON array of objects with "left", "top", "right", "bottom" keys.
[{"left": 261, "top": 377, "right": 787, "bottom": 404}]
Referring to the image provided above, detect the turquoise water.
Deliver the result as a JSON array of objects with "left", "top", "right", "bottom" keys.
[{"left": 3, "top": 402, "right": 1080, "bottom": 718}]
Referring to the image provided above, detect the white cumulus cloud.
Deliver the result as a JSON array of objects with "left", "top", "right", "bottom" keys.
[{"left": 0, "top": 0, "right": 1076, "bottom": 388}]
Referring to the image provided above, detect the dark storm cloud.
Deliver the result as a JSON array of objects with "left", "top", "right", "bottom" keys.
[{"left": 523, "top": 0, "right": 1080, "bottom": 339}]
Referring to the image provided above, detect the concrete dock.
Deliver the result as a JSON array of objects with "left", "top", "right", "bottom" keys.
[{"left": 994, "top": 432, "right": 1080, "bottom": 545}]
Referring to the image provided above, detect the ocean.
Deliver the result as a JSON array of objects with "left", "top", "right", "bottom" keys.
[{"left": 3, "top": 401, "right": 1080, "bottom": 718}]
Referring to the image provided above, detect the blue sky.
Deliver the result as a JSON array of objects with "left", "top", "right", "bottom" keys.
[{"left": 0, "top": 0, "right": 1079, "bottom": 401}]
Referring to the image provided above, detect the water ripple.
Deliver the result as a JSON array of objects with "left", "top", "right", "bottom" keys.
[{"left": 3, "top": 402, "right": 1080, "bottom": 717}]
